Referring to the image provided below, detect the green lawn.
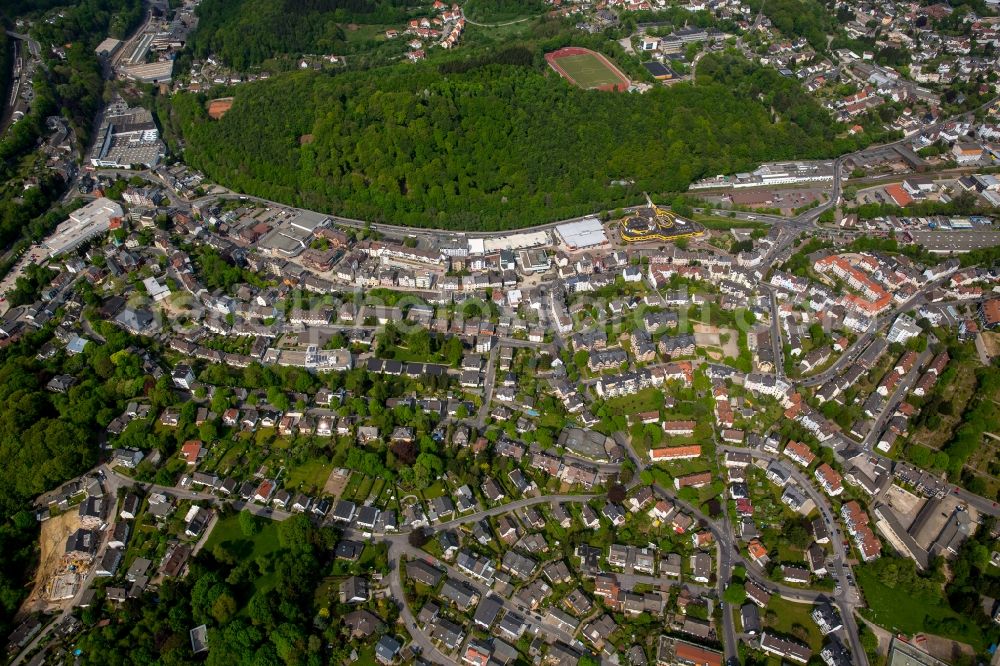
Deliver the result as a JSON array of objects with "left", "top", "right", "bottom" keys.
[
  {"left": 254, "top": 428, "right": 277, "bottom": 445},
  {"left": 856, "top": 566, "right": 985, "bottom": 649},
  {"left": 352, "top": 645, "right": 378, "bottom": 666},
  {"left": 342, "top": 472, "right": 365, "bottom": 499},
  {"left": 122, "top": 524, "right": 167, "bottom": 571},
  {"left": 314, "top": 576, "right": 340, "bottom": 609},
  {"left": 764, "top": 595, "right": 823, "bottom": 652},
  {"left": 421, "top": 481, "right": 447, "bottom": 500},
  {"left": 538, "top": 410, "right": 568, "bottom": 429},
  {"left": 350, "top": 476, "right": 375, "bottom": 502},
  {"left": 553, "top": 52, "right": 626, "bottom": 90},
  {"left": 213, "top": 439, "right": 250, "bottom": 475},
  {"left": 693, "top": 215, "right": 771, "bottom": 230},
  {"left": 775, "top": 542, "right": 805, "bottom": 564},
  {"left": 285, "top": 458, "right": 334, "bottom": 491},
  {"left": 601, "top": 387, "right": 664, "bottom": 417},
  {"left": 203, "top": 513, "right": 281, "bottom": 568},
  {"left": 652, "top": 456, "right": 715, "bottom": 478},
  {"left": 273, "top": 438, "right": 295, "bottom": 451},
  {"left": 341, "top": 23, "right": 391, "bottom": 44},
  {"left": 377, "top": 479, "right": 397, "bottom": 504},
  {"left": 462, "top": 0, "right": 545, "bottom": 23}
]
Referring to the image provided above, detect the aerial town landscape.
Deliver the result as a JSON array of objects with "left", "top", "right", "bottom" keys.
[{"left": 3, "top": 0, "right": 1000, "bottom": 665}]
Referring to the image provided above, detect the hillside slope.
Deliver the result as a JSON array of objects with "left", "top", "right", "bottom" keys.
[{"left": 174, "top": 51, "right": 860, "bottom": 230}]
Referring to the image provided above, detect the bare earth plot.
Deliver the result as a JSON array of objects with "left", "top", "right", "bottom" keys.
[
  {"left": 979, "top": 331, "right": 1000, "bottom": 359},
  {"left": 693, "top": 324, "right": 740, "bottom": 359},
  {"left": 324, "top": 467, "right": 351, "bottom": 497},
  {"left": 21, "top": 511, "right": 80, "bottom": 615},
  {"left": 914, "top": 633, "right": 976, "bottom": 665}
]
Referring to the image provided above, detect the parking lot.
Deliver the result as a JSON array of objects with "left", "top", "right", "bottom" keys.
[
  {"left": 910, "top": 230, "right": 1000, "bottom": 253},
  {"left": 920, "top": 302, "right": 965, "bottom": 326}
]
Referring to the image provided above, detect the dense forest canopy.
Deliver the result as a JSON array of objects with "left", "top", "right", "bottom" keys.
[
  {"left": 71, "top": 514, "right": 370, "bottom": 666},
  {"left": 5, "top": 0, "right": 144, "bottom": 43},
  {"left": 462, "top": 0, "right": 548, "bottom": 23},
  {"left": 0, "top": 32, "right": 10, "bottom": 120},
  {"left": 0, "top": 320, "right": 159, "bottom": 638},
  {"left": 747, "top": 0, "right": 834, "bottom": 52},
  {"left": 187, "top": 0, "right": 413, "bottom": 69},
  {"left": 175, "top": 50, "right": 862, "bottom": 230},
  {"left": 2, "top": 0, "right": 140, "bottom": 167},
  {"left": 0, "top": 0, "right": 140, "bottom": 280}
]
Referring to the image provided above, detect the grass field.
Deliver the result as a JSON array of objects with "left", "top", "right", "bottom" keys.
[
  {"left": 204, "top": 513, "right": 281, "bottom": 559},
  {"left": 909, "top": 359, "right": 979, "bottom": 450},
  {"left": 855, "top": 565, "right": 985, "bottom": 649},
  {"left": 693, "top": 215, "right": 771, "bottom": 230},
  {"left": 342, "top": 472, "right": 364, "bottom": 499},
  {"left": 341, "top": 474, "right": 376, "bottom": 502},
  {"left": 556, "top": 53, "right": 623, "bottom": 89},
  {"left": 601, "top": 387, "right": 665, "bottom": 416},
  {"left": 764, "top": 595, "right": 824, "bottom": 652},
  {"left": 547, "top": 47, "right": 629, "bottom": 91},
  {"left": 369, "top": 478, "right": 387, "bottom": 502},
  {"left": 340, "top": 23, "right": 391, "bottom": 43},
  {"left": 212, "top": 439, "right": 250, "bottom": 476},
  {"left": 421, "top": 481, "right": 448, "bottom": 500},
  {"left": 285, "top": 458, "right": 334, "bottom": 491},
  {"left": 204, "top": 514, "right": 283, "bottom": 594},
  {"left": 462, "top": 0, "right": 546, "bottom": 23}
]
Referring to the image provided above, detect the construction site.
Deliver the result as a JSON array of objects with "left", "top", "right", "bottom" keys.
[
  {"left": 20, "top": 510, "right": 91, "bottom": 615},
  {"left": 874, "top": 484, "right": 977, "bottom": 570}
]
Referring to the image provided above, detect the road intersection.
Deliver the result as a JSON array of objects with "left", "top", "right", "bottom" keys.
[{"left": 16, "top": 90, "right": 1000, "bottom": 666}]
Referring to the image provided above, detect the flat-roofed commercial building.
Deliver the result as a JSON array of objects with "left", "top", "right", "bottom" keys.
[
  {"left": 121, "top": 60, "right": 174, "bottom": 84},
  {"left": 89, "top": 105, "right": 164, "bottom": 168},
  {"left": 41, "top": 198, "right": 124, "bottom": 259},
  {"left": 555, "top": 217, "right": 608, "bottom": 250},
  {"left": 886, "top": 637, "right": 949, "bottom": 666}
]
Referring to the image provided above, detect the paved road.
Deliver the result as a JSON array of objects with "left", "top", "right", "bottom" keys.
[
  {"left": 797, "top": 273, "right": 954, "bottom": 388},
  {"left": 709, "top": 433, "right": 741, "bottom": 659},
  {"left": 396, "top": 540, "right": 580, "bottom": 645},
  {"left": 383, "top": 540, "right": 456, "bottom": 665},
  {"left": 1, "top": 35, "right": 24, "bottom": 136},
  {"left": 615, "top": 572, "right": 710, "bottom": 596},
  {"left": 616, "top": 426, "right": 741, "bottom": 662},
  {"left": 691, "top": 207, "right": 787, "bottom": 224},
  {"left": 11, "top": 468, "right": 119, "bottom": 666},
  {"left": 651, "top": 480, "right": 743, "bottom": 660},
  {"left": 718, "top": 445, "right": 867, "bottom": 665},
  {"left": 81, "top": 88, "right": 997, "bottom": 255},
  {"left": 861, "top": 347, "right": 933, "bottom": 450},
  {"left": 760, "top": 284, "right": 785, "bottom": 378},
  {"left": 431, "top": 494, "right": 597, "bottom": 531},
  {"left": 473, "top": 345, "right": 499, "bottom": 428},
  {"left": 189, "top": 189, "right": 637, "bottom": 242},
  {"left": 29, "top": 85, "right": 997, "bottom": 666},
  {"left": 343, "top": 493, "right": 600, "bottom": 664},
  {"left": 626, "top": 415, "right": 870, "bottom": 664},
  {"left": 4, "top": 31, "right": 40, "bottom": 59}
]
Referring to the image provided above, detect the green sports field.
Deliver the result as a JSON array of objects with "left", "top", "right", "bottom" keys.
[{"left": 553, "top": 52, "right": 627, "bottom": 89}]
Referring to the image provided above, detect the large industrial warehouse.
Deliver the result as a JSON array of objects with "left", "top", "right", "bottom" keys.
[{"left": 554, "top": 218, "right": 609, "bottom": 250}]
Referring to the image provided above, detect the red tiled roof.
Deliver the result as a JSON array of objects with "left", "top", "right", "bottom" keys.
[
  {"left": 885, "top": 183, "right": 913, "bottom": 207},
  {"left": 650, "top": 445, "right": 702, "bottom": 460}
]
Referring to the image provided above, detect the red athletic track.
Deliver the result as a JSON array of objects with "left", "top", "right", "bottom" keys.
[{"left": 544, "top": 46, "right": 630, "bottom": 92}]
